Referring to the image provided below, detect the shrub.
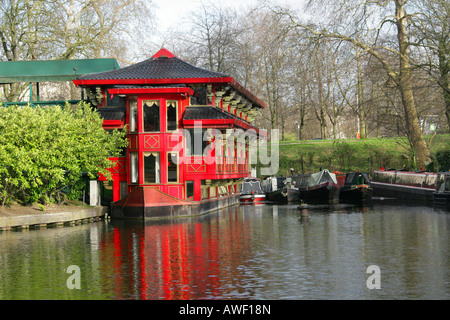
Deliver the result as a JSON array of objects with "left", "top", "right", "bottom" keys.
[
  {"left": 0, "top": 103, "right": 127, "bottom": 207},
  {"left": 428, "top": 149, "right": 450, "bottom": 172}
]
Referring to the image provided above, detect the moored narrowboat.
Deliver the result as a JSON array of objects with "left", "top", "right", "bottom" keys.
[
  {"left": 337, "top": 172, "right": 373, "bottom": 203},
  {"left": 372, "top": 169, "right": 437, "bottom": 203},
  {"left": 262, "top": 176, "right": 287, "bottom": 203},
  {"left": 240, "top": 177, "right": 266, "bottom": 204},
  {"left": 292, "top": 170, "right": 340, "bottom": 204},
  {"left": 262, "top": 176, "right": 299, "bottom": 203}
]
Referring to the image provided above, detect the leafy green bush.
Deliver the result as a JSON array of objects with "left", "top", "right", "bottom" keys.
[
  {"left": 428, "top": 149, "right": 450, "bottom": 172},
  {"left": 0, "top": 103, "right": 127, "bottom": 207},
  {"left": 435, "top": 150, "right": 450, "bottom": 171}
]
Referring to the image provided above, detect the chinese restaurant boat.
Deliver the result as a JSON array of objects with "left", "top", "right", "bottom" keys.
[
  {"left": 240, "top": 178, "right": 266, "bottom": 204},
  {"left": 337, "top": 172, "right": 373, "bottom": 203},
  {"left": 371, "top": 169, "right": 437, "bottom": 203},
  {"left": 72, "top": 48, "right": 266, "bottom": 219},
  {"left": 292, "top": 170, "right": 340, "bottom": 204},
  {"left": 434, "top": 172, "right": 450, "bottom": 210}
]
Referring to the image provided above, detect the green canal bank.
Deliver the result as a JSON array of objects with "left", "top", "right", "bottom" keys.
[
  {"left": 0, "top": 203, "right": 108, "bottom": 231},
  {"left": 270, "top": 134, "right": 450, "bottom": 176}
]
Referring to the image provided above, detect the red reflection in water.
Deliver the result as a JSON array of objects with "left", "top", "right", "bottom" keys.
[{"left": 104, "top": 206, "right": 255, "bottom": 299}]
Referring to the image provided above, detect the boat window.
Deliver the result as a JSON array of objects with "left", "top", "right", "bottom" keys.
[
  {"left": 185, "top": 128, "right": 208, "bottom": 156},
  {"left": 241, "top": 180, "right": 263, "bottom": 194},
  {"left": 144, "top": 152, "right": 160, "bottom": 184},
  {"left": 354, "top": 174, "right": 365, "bottom": 185},
  {"left": 120, "top": 181, "right": 128, "bottom": 200},
  {"left": 186, "top": 181, "right": 194, "bottom": 198},
  {"left": 277, "top": 177, "right": 286, "bottom": 189},
  {"left": 166, "top": 100, "right": 178, "bottom": 131},
  {"left": 168, "top": 152, "right": 178, "bottom": 183},
  {"left": 346, "top": 173, "right": 356, "bottom": 184},
  {"left": 143, "top": 100, "right": 160, "bottom": 132},
  {"left": 362, "top": 173, "right": 371, "bottom": 183},
  {"left": 129, "top": 101, "right": 138, "bottom": 132},
  {"left": 130, "top": 152, "right": 139, "bottom": 184}
]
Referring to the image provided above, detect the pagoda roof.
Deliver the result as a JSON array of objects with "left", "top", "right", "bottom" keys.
[
  {"left": 73, "top": 48, "right": 266, "bottom": 109},
  {"left": 76, "top": 49, "right": 229, "bottom": 82},
  {"left": 183, "top": 106, "right": 236, "bottom": 121}
]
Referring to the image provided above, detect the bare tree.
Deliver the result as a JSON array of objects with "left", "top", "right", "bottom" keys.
[
  {"left": 273, "top": 0, "right": 431, "bottom": 165},
  {"left": 0, "top": 0, "right": 47, "bottom": 101},
  {"left": 176, "top": 1, "right": 243, "bottom": 74},
  {"left": 1, "top": 0, "right": 155, "bottom": 102},
  {"left": 413, "top": 0, "right": 450, "bottom": 132}
]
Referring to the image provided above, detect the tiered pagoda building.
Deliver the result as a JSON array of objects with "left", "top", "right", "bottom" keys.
[{"left": 73, "top": 48, "right": 265, "bottom": 218}]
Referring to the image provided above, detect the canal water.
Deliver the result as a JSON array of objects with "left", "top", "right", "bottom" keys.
[{"left": 1, "top": 200, "right": 449, "bottom": 300}]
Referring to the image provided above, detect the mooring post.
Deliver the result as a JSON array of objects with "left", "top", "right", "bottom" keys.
[
  {"left": 89, "top": 180, "right": 101, "bottom": 206},
  {"left": 298, "top": 201, "right": 309, "bottom": 216}
]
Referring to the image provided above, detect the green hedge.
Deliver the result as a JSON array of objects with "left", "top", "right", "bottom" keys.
[{"left": 0, "top": 103, "right": 127, "bottom": 207}]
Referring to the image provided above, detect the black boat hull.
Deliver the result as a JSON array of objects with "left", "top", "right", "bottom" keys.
[
  {"left": 340, "top": 185, "right": 373, "bottom": 203},
  {"left": 433, "top": 192, "right": 450, "bottom": 210},
  {"left": 287, "top": 188, "right": 300, "bottom": 202},
  {"left": 299, "top": 182, "right": 340, "bottom": 204},
  {"left": 267, "top": 189, "right": 288, "bottom": 203}
]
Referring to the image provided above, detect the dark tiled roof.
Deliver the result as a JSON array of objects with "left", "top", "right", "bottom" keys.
[
  {"left": 78, "top": 56, "right": 230, "bottom": 81},
  {"left": 183, "top": 107, "right": 235, "bottom": 120},
  {"left": 183, "top": 106, "right": 262, "bottom": 134},
  {"left": 97, "top": 107, "right": 126, "bottom": 120}
]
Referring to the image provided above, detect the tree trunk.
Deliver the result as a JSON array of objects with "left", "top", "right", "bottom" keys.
[
  {"left": 360, "top": 115, "right": 367, "bottom": 139},
  {"left": 438, "top": 37, "right": 450, "bottom": 132},
  {"left": 320, "top": 112, "right": 327, "bottom": 139},
  {"left": 395, "top": 0, "right": 430, "bottom": 165},
  {"left": 445, "top": 93, "right": 450, "bottom": 133},
  {"left": 357, "top": 56, "right": 367, "bottom": 139}
]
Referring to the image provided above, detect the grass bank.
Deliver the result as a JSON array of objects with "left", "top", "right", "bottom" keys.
[{"left": 262, "top": 134, "right": 450, "bottom": 176}]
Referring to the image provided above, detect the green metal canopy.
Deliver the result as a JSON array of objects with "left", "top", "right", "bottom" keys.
[{"left": 0, "top": 58, "right": 120, "bottom": 84}]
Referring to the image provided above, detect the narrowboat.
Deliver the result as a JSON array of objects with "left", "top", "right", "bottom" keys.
[
  {"left": 371, "top": 169, "right": 437, "bottom": 203},
  {"left": 292, "top": 170, "right": 340, "bottom": 204},
  {"left": 434, "top": 172, "right": 450, "bottom": 210},
  {"left": 240, "top": 178, "right": 266, "bottom": 204},
  {"left": 262, "top": 176, "right": 287, "bottom": 203},
  {"left": 337, "top": 172, "right": 373, "bottom": 203},
  {"left": 262, "top": 176, "right": 299, "bottom": 203}
]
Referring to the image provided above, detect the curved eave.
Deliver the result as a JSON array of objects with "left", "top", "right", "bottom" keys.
[
  {"left": 229, "top": 79, "right": 266, "bottom": 109},
  {"left": 182, "top": 118, "right": 266, "bottom": 138},
  {"left": 73, "top": 77, "right": 234, "bottom": 87},
  {"left": 73, "top": 76, "right": 266, "bottom": 109}
]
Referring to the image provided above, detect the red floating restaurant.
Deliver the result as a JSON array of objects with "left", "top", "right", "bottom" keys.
[{"left": 73, "top": 48, "right": 266, "bottom": 219}]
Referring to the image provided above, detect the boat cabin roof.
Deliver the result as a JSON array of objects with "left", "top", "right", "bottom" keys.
[{"left": 345, "top": 172, "right": 371, "bottom": 185}]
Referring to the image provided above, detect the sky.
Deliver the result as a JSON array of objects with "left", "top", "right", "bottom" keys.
[
  {"left": 154, "top": 0, "right": 254, "bottom": 31},
  {"left": 153, "top": 0, "right": 307, "bottom": 32}
]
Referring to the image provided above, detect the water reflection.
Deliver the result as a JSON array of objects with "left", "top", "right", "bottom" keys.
[
  {"left": 0, "top": 202, "right": 449, "bottom": 300},
  {"left": 108, "top": 206, "right": 255, "bottom": 299}
]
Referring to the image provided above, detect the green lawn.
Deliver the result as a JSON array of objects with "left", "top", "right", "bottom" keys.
[{"left": 259, "top": 134, "right": 450, "bottom": 176}]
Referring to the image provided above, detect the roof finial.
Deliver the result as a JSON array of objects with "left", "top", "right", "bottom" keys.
[{"left": 153, "top": 48, "right": 176, "bottom": 59}]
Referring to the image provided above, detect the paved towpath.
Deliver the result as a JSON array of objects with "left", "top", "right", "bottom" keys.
[{"left": 0, "top": 204, "right": 107, "bottom": 230}]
